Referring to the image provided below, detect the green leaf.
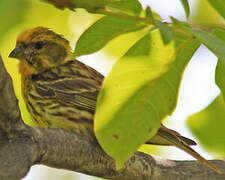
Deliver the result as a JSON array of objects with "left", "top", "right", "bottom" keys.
[
  {"left": 171, "top": 17, "right": 190, "bottom": 31},
  {"left": 187, "top": 95, "right": 225, "bottom": 155},
  {"left": 155, "top": 20, "right": 174, "bottom": 44},
  {"left": 214, "top": 28, "right": 225, "bottom": 99},
  {"left": 145, "top": 6, "right": 154, "bottom": 21},
  {"left": 212, "top": 28, "right": 225, "bottom": 42},
  {"left": 108, "top": 0, "right": 142, "bottom": 15},
  {"left": 207, "top": 0, "right": 225, "bottom": 19},
  {"left": 73, "top": 16, "right": 146, "bottom": 57},
  {"left": 146, "top": 7, "right": 173, "bottom": 44},
  {"left": 179, "top": 0, "right": 190, "bottom": 19},
  {"left": 124, "top": 33, "right": 151, "bottom": 56},
  {"left": 95, "top": 29, "right": 200, "bottom": 168},
  {"left": 0, "top": 0, "right": 29, "bottom": 40},
  {"left": 145, "top": 6, "right": 161, "bottom": 21},
  {"left": 216, "top": 60, "right": 225, "bottom": 99},
  {"left": 187, "top": 28, "right": 225, "bottom": 157},
  {"left": 191, "top": 29, "right": 225, "bottom": 65}
]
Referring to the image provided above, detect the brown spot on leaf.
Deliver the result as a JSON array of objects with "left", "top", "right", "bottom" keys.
[{"left": 113, "top": 134, "right": 119, "bottom": 139}]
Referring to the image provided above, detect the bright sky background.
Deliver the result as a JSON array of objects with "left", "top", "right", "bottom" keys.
[{"left": 23, "top": 0, "right": 220, "bottom": 179}]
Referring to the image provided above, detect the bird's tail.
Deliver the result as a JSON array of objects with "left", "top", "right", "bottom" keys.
[{"left": 156, "top": 126, "right": 221, "bottom": 173}]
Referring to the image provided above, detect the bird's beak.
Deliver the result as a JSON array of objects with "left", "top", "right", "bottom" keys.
[{"left": 9, "top": 46, "right": 24, "bottom": 59}]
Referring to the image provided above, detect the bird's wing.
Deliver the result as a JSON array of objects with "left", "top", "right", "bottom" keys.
[{"left": 32, "top": 60, "right": 104, "bottom": 112}]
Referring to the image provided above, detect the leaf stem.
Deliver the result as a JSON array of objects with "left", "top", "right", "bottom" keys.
[{"left": 94, "top": 8, "right": 155, "bottom": 25}]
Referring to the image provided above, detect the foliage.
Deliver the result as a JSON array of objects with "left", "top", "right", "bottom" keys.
[
  {"left": 70, "top": 0, "right": 225, "bottom": 168},
  {"left": 207, "top": 0, "right": 225, "bottom": 19},
  {"left": 188, "top": 28, "right": 225, "bottom": 154},
  {"left": 0, "top": 0, "right": 225, "bottom": 172}
]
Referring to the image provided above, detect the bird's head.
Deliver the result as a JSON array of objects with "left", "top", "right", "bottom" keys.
[{"left": 9, "top": 27, "right": 71, "bottom": 75}]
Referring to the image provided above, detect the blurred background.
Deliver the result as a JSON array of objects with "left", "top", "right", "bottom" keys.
[{"left": 0, "top": 0, "right": 225, "bottom": 179}]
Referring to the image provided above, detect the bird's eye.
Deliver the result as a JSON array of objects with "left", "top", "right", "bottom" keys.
[{"left": 34, "top": 42, "right": 44, "bottom": 49}]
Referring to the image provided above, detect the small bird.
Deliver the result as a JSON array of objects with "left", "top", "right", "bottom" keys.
[{"left": 9, "top": 27, "right": 220, "bottom": 172}]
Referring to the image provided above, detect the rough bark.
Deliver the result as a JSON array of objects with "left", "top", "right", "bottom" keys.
[{"left": 0, "top": 55, "right": 225, "bottom": 180}]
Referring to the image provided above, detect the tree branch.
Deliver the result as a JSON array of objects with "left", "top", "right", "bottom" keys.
[{"left": 0, "top": 55, "right": 225, "bottom": 180}]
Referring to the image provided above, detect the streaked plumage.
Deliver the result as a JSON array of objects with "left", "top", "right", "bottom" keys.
[
  {"left": 23, "top": 60, "right": 103, "bottom": 140},
  {"left": 9, "top": 27, "right": 220, "bottom": 172}
]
